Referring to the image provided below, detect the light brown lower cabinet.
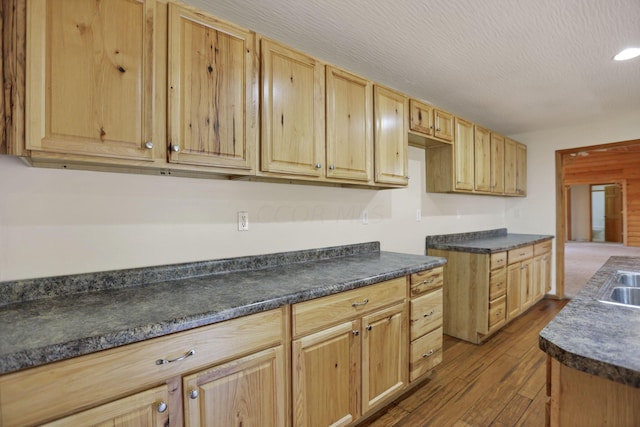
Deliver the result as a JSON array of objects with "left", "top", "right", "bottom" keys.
[
  {"left": 291, "top": 278, "right": 408, "bottom": 426},
  {"left": 547, "top": 357, "right": 640, "bottom": 426},
  {"left": 0, "top": 308, "right": 287, "bottom": 427},
  {"left": 0, "top": 269, "right": 446, "bottom": 427}
]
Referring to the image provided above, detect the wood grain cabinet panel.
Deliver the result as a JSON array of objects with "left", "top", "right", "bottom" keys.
[
  {"left": 454, "top": 117, "right": 475, "bottom": 191},
  {"left": 26, "top": 0, "right": 158, "bottom": 161},
  {"left": 167, "top": 3, "right": 257, "bottom": 172},
  {"left": 409, "top": 99, "right": 434, "bottom": 136},
  {"left": 433, "top": 108, "right": 454, "bottom": 142},
  {"left": 474, "top": 125, "right": 491, "bottom": 192},
  {"left": 374, "top": 85, "right": 408, "bottom": 186},
  {"left": 490, "top": 133, "right": 505, "bottom": 194},
  {"left": 325, "top": 66, "right": 373, "bottom": 182},
  {"left": 410, "top": 288, "right": 443, "bottom": 340},
  {"left": 409, "top": 327, "right": 443, "bottom": 382},
  {"left": 505, "top": 138, "right": 518, "bottom": 195},
  {"left": 261, "top": 38, "right": 324, "bottom": 177}
]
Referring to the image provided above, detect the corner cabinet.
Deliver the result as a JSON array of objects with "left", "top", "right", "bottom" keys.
[
  {"left": 260, "top": 38, "right": 325, "bottom": 178},
  {"left": 291, "top": 278, "right": 408, "bottom": 426},
  {"left": 505, "top": 138, "right": 527, "bottom": 196},
  {"left": 374, "top": 85, "right": 409, "bottom": 186},
  {"left": 167, "top": 3, "right": 257, "bottom": 173},
  {"left": 26, "top": 0, "right": 159, "bottom": 162},
  {"left": 0, "top": 308, "right": 287, "bottom": 427}
]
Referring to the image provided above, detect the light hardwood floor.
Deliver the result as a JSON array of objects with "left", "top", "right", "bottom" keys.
[{"left": 361, "top": 298, "right": 568, "bottom": 427}]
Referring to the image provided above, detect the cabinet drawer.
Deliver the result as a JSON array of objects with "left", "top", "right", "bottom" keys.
[
  {"left": 508, "top": 245, "right": 533, "bottom": 264},
  {"left": 488, "top": 295, "right": 506, "bottom": 330},
  {"left": 0, "top": 308, "right": 284, "bottom": 427},
  {"left": 534, "top": 240, "right": 552, "bottom": 256},
  {"left": 489, "top": 269, "right": 507, "bottom": 300},
  {"left": 410, "top": 267, "right": 443, "bottom": 297},
  {"left": 409, "top": 327, "right": 443, "bottom": 382},
  {"left": 490, "top": 252, "right": 507, "bottom": 270},
  {"left": 293, "top": 277, "right": 406, "bottom": 337},
  {"left": 410, "top": 288, "right": 443, "bottom": 340}
]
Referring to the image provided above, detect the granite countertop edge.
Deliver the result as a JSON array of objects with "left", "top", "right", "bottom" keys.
[
  {"left": 539, "top": 256, "right": 640, "bottom": 388},
  {"left": 425, "top": 228, "right": 554, "bottom": 254},
  {"left": 0, "top": 243, "right": 446, "bottom": 375}
]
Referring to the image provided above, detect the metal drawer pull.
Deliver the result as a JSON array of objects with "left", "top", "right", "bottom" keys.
[
  {"left": 423, "top": 310, "right": 435, "bottom": 318},
  {"left": 421, "top": 278, "right": 435, "bottom": 285},
  {"left": 189, "top": 389, "right": 199, "bottom": 399},
  {"left": 156, "top": 349, "right": 196, "bottom": 365},
  {"left": 156, "top": 401, "right": 168, "bottom": 413},
  {"left": 351, "top": 298, "right": 369, "bottom": 307},
  {"left": 422, "top": 349, "right": 435, "bottom": 358}
]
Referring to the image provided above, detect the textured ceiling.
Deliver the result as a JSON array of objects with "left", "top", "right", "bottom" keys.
[{"left": 184, "top": 0, "right": 640, "bottom": 136}]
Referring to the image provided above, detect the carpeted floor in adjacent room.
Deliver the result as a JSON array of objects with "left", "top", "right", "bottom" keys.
[{"left": 564, "top": 241, "right": 640, "bottom": 297}]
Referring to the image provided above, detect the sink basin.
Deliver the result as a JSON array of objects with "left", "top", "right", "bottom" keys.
[
  {"left": 615, "top": 271, "right": 640, "bottom": 286},
  {"left": 610, "top": 287, "right": 640, "bottom": 307}
]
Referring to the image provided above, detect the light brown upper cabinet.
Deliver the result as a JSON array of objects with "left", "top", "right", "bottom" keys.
[
  {"left": 260, "top": 38, "right": 324, "bottom": 178},
  {"left": 505, "top": 138, "right": 526, "bottom": 196},
  {"left": 325, "top": 66, "right": 373, "bottom": 183},
  {"left": 374, "top": 86, "right": 408, "bottom": 186},
  {"left": 453, "top": 117, "right": 474, "bottom": 191},
  {"left": 490, "top": 133, "right": 505, "bottom": 194},
  {"left": 474, "top": 125, "right": 491, "bottom": 192},
  {"left": 167, "top": 3, "right": 257, "bottom": 173},
  {"left": 408, "top": 99, "right": 454, "bottom": 146},
  {"left": 26, "top": 0, "right": 159, "bottom": 161}
]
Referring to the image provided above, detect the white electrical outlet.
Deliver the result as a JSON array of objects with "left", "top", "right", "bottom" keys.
[
  {"left": 362, "top": 210, "right": 369, "bottom": 225},
  {"left": 416, "top": 209, "right": 421, "bottom": 222},
  {"left": 238, "top": 211, "right": 249, "bottom": 231}
]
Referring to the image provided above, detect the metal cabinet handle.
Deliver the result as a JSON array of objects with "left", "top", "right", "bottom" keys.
[
  {"left": 156, "top": 349, "right": 195, "bottom": 365},
  {"left": 189, "top": 389, "right": 199, "bottom": 399},
  {"left": 351, "top": 298, "right": 369, "bottom": 307},
  {"left": 145, "top": 141, "right": 154, "bottom": 149},
  {"left": 366, "top": 325, "right": 372, "bottom": 331},
  {"left": 329, "top": 164, "right": 335, "bottom": 170},
  {"left": 156, "top": 401, "right": 168, "bottom": 413},
  {"left": 421, "top": 278, "right": 435, "bottom": 286},
  {"left": 423, "top": 310, "right": 435, "bottom": 318},
  {"left": 353, "top": 330, "right": 360, "bottom": 336},
  {"left": 422, "top": 349, "right": 435, "bottom": 358},
  {"left": 171, "top": 144, "right": 180, "bottom": 152},
  {"left": 315, "top": 162, "right": 322, "bottom": 169}
]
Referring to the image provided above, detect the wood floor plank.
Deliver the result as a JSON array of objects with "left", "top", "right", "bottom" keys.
[{"left": 358, "top": 299, "right": 567, "bottom": 427}]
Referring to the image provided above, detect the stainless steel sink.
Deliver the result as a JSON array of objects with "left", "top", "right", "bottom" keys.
[
  {"left": 610, "top": 287, "right": 640, "bottom": 306},
  {"left": 615, "top": 271, "right": 640, "bottom": 286},
  {"left": 597, "top": 270, "right": 640, "bottom": 309}
]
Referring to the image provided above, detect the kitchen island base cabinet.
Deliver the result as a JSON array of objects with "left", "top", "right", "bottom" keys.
[{"left": 547, "top": 357, "right": 640, "bottom": 427}]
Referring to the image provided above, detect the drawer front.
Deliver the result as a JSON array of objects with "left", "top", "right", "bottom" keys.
[
  {"left": 488, "top": 295, "right": 507, "bottom": 330},
  {"left": 508, "top": 245, "right": 533, "bottom": 264},
  {"left": 409, "top": 327, "right": 443, "bottom": 382},
  {"left": 489, "top": 269, "right": 507, "bottom": 300},
  {"left": 410, "top": 267, "right": 444, "bottom": 297},
  {"left": 293, "top": 277, "right": 406, "bottom": 337},
  {"left": 0, "top": 308, "right": 284, "bottom": 427},
  {"left": 534, "top": 240, "right": 552, "bottom": 256},
  {"left": 490, "top": 252, "right": 507, "bottom": 270},
  {"left": 410, "top": 288, "right": 443, "bottom": 340}
]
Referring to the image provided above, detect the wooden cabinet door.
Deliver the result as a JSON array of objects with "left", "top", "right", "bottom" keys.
[
  {"left": 516, "top": 142, "right": 527, "bottom": 195},
  {"left": 183, "top": 346, "right": 285, "bottom": 427},
  {"left": 326, "top": 66, "right": 373, "bottom": 182},
  {"left": 506, "top": 263, "right": 521, "bottom": 320},
  {"left": 433, "top": 108, "right": 454, "bottom": 142},
  {"left": 490, "top": 133, "right": 505, "bottom": 194},
  {"left": 453, "top": 117, "right": 474, "bottom": 191},
  {"left": 361, "top": 303, "right": 408, "bottom": 414},
  {"left": 474, "top": 125, "right": 491, "bottom": 192},
  {"left": 42, "top": 385, "right": 169, "bottom": 427},
  {"left": 409, "top": 99, "right": 434, "bottom": 136},
  {"left": 533, "top": 253, "right": 552, "bottom": 300},
  {"left": 504, "top": 138, "right": 517, "bottom": 195},
  {"left": 520, "top": 259, "right": 533, "bottom": 311},
  {"left": 168, "top": 4, "right": 256, "bottom": 171},
  {"left": 261, "top": 39, "right": 324, "bottom": 177},
  {"left": 374, "top": 85, "right": 408, "bottom": 185},
  {"left": 292, "top": 321, "right": 360, "bottom": 427},
  {"left": 26, "top": 0, "right": 157, "bottom": 161}
]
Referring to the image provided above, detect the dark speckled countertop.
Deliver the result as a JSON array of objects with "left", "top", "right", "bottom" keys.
[
  {"left": 0, "top": 242, "right": 446, "bottom": 375},
  {"left": 540, "top": 256, "right": 640, "bottom": 388},
  {"left": 426, "top": 228, "right": 553, "bottom": 254}
]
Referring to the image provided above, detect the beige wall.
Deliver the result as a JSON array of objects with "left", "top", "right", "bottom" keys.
[
  {"left": 570, "top": 184, "right": 591, "bottom": 241},
  {"left": 2, "top": 111, "right": 639, "bottom": 285}
]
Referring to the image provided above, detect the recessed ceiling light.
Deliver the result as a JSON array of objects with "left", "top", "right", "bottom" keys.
[{"left": 614, "top": 47, "right": 640, "bottom": 61}]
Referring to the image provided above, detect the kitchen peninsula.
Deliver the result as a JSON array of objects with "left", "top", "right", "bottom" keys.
[
  {"left": 426, "top": 228, "right": 553, "bottom": 343},
  {"left": 540, "top": 256, "right": 640, "bottom": 426},
  {"left": 0, "top": 242, "right": 446, "bottom": 426}
]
